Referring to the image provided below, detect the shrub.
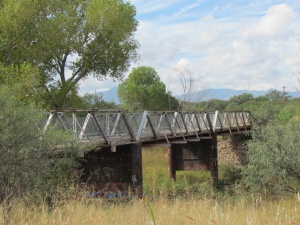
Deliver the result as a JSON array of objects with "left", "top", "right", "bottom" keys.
[
  {"left": 0, "top": 86, "right": 83, "bottom": 205},
  {"left": 241, "top": 122, "right": 300, "bottom": 193}
]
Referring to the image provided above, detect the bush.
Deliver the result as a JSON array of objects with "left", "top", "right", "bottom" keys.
[
  {"left": 0, "top": 86, "right": 84, "bottom": 204},
  {"left": 241, "top": 121, "right": 300, "bottom": 193}
]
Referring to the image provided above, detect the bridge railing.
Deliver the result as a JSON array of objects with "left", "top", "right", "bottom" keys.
[{"left": 43, "top": 110, "right": 251, "bottom": 146}]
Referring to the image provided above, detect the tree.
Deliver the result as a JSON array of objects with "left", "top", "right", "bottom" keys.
[
  {"left": 199, "top": 99, "right": 228, "bottom": 111},
  {"left": 0, "top": 63, "right": 87, "bottom": 108},
  {"left": 0, "top": 0, "right": 139, "bottom": 108},
  {"left": 254, "top": 96, "right": 268, "bottom": 102},
  {"left": 229, "top": 93, "right": 254, "bottom": 105},
  {"left": 0, "top": 63, "right": 45, "bottom": 105},
  {"left": 81, "top": 93, "right": 118, "bottom": 109},
  {"left": 0, "top": 85, "right": 83, "bottom": 204},
  {"left": 265, "top": 89, "right": 291, "bottom": 102},
  {"left": 176, "top": 70, "right": 207, "bottom": 110},
  {"left": 118, "top": 66, "right": 178, "bottom": 111},
  {"left": 286, "top": 97, "right": 300, "bottom": 118},
  {"left": 225, "top": 102, "right": 242, "bottom": 111}
]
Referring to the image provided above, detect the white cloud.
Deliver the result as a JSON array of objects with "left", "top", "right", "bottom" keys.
[
  {"left": 176, "top": 0, "right": 206, "bottom": 16},
  {"left": 79, "top": 78, "right": 120, "bottom": 95},
  {"left": 131, "top": 2, "right": 300, "bottom": 95},
  {"left": 129, "top": 0, "right": 183, "bottom": 15},
  {"left": 246, "top": 4, "right": 296, "bottom": 40},
  {"left": 79, "top": 1, "right": 300, "bottom": 97}
]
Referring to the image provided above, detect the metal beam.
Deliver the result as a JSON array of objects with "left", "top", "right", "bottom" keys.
[
  {"left": 91, "top": 112, "right": 108, "bottom": 144},
  {"left": 136, "top": 111, "right": 148, "bottom": 142}
]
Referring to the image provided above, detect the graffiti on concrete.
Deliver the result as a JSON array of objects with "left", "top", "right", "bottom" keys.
[
  {"left": 132, "top": 174, "right": 137, "bottom": 187},
  {"left": 103, "top": 167, "right": 115, "bottom": 179}
]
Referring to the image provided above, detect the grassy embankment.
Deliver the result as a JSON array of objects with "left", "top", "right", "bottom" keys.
[{"left": 0, "top": 147, "right": 299, "bottom": 225}]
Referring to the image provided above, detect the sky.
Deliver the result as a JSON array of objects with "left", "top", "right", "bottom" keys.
[{"left": 79, "top": 0, "right": 300, "bottom": 96}]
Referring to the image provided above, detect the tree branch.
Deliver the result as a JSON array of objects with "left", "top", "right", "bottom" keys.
[
  {"left": 44, "top": 61, "right": 60, "bottom": 76},
  {"left": 59, "top": 53, "right": 69, "bottom": 83},
  {"left": 70, "top": 65, "right": 85, "bottom": 81}
]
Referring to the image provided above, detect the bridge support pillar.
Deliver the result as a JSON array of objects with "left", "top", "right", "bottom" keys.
[
  {"left": 130, "top": 143, "right": 143, "bottom": 197},
  {"left": 167, "top": 135, "right": 218, "bottom": 186},
  {"left": 210, "top": 134, "right": 218, "bottom": 187},
  {"left": 168, "top": 145, "right": 176, "bottom": 180},
  {"left": 81, "top": 143, "right": 143, "bottom": 198}
]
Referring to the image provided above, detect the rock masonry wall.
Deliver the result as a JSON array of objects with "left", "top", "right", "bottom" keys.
[{"left": 217, "top": 135, "right": 249, "bottom": 165}]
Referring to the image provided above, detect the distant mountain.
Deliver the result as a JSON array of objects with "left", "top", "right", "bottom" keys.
[
  {"left": 97, "top": 87, "right": 300, "bottom": 104},
  {"left": 96, "top": 86, "right": 119, "bottom": 104},
  {"left": 178, "top": 88, "right": 300, "bottom": 101},
  {"left": 203, "top": 89, "right": 268, "bottom": 100}
]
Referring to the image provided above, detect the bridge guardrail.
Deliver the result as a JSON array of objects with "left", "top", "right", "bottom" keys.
[{"left": 44, "top": 110, "right": 251, "bottom": 146}]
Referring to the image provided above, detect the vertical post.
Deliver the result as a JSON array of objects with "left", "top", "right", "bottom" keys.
[
  {"left": 210, "top": 133, "right": 218, "bottom": 187},
  {"left": 130, "top": 144, "right": 143, "bottom": 197},
  {"left": 168, "top": 145, "right": 176, "bottom": 181}
]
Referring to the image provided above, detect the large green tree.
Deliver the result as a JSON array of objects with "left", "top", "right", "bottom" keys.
[
  {"left": 118, "top": 66, "right": 178, "bottom": 111},
  {"left": 0, "top": 0, "right": 139, "bottom": 108}
]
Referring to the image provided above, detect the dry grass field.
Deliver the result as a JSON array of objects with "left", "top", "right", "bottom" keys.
[
  {"left": 1, "top": 196, "right": 299, "bottom": 225},
  {"left": 1, "top": 148, "right": 299, "bottom": 225}
]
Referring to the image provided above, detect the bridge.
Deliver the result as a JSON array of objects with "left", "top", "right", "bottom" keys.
[{"left": 44, "top": 109, "right": 251, "bottom": 197}]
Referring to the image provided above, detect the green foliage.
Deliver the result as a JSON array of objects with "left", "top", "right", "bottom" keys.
[
  {"left": 265, "top": 89, "right": 291, "bottom": 102},
  {"left": 0, "top": 63, "right": 46, "bottom": 105},
  {"left": 219, "top": 165, "right": 242, "bottom": 186},
  {"left": 45, "top": 81, "right": 86, "bottom": 108},
  {"left": 195, "top": 99, "right": 228, "bottom": 111},
  {"left": 0, "top": 85, "right": 84, "bottom": 204},
  {"left": 118, "top": 66, "right": 178, "bottom": 111},
  {"left": 275, "top": 107, "right": 294, "bottom": 124},
  {"left": 142, "top": 148, "right": 243, "bottom": 198},
  {"left": 221, "top": 93, "right": 286, "bottom": 126},
  {"left": 229, "top": 93, "right": 254, "bottom": 105},
  {"left": 0, "top": 63, "right": 88, "bottom": 108},
  {"left": 0, "top": 0, "right": 139, "bottom": 108},
  {"left": 238, "top": 100, "right": 282, "bottom": 126},
  {"left": 191, "top": 91, "right": 296, "bottom": 127},
  {"left": 220, "top": 92, "right": 300, "bottom": 195},
  {"left": 188, "top": 92, "right": 292, "bottom": 128},
  {"left": 241, "top": 122, "right": 300, "bottom": 193},
  {"left": 225, "top": 102, "right": 241, "bottom": 111},
  {"left": 255, "top": 96, "right": 268, "bottom": 102},
  {"left": 81, "top": 93, "right": 118, "bottom": 109},
  {"left": 145, "top": 198, "right": 156, "bottom": 225},
  {"left": 285, "top": 98, "right": 300, "bottom": 120}
]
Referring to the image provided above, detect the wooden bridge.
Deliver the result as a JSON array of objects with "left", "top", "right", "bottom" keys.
[{"left": 44, "top": 109, "right": 251, "bottom": 197}]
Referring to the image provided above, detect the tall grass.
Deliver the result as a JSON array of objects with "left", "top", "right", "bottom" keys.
[
  {"left": 1, "top": 147, "right": 299, "bottom": 224},
  {"left": 142, "top": 147, "right": 231, "bottom": 198},
  {"left": 0, "top": 195, "right": 299, "bottom": 225}
]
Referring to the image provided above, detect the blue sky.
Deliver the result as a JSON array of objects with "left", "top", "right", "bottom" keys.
[{"left": 80, "top": 0, "right": 300, "bottom": 96}]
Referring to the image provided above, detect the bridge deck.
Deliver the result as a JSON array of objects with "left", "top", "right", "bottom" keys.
[{"left": 44, "top": 110, "right": 251, "bottom": 148}]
